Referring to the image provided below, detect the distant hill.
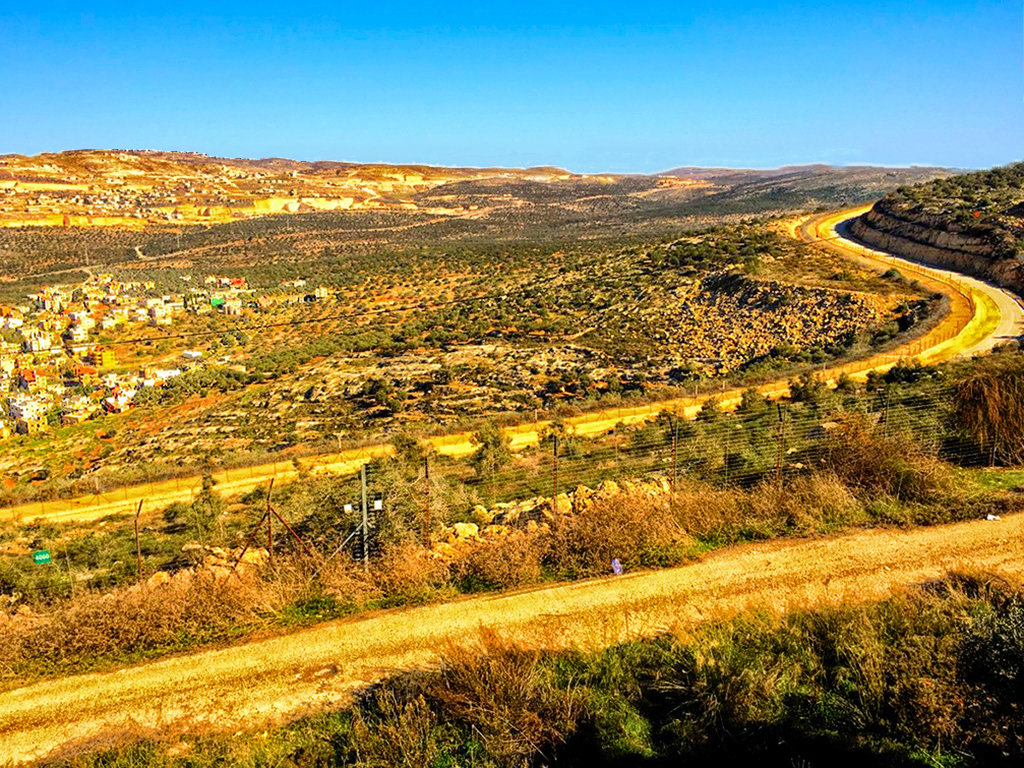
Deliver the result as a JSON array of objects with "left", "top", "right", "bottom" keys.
[
  {"left": 661, "top": 163, "right": 954, "bottom": 195},
  {"left": 0, "top": 149, "right": 582, "bottom": 229},
  {"left": 0, "top": 149, "right": 955, "bottom": 286},
  {"left": 0, "top": 149, "right": 952, "bottom": 231}
]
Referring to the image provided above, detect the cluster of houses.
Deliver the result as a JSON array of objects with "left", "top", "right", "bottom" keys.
[
  {"left": 0, "top": 340, "right": 187, "bottom": 438},
  {"left": 0, "top": 176, "right": 247, "bottom": 222},
  {"left": 0, "top": 274, "right": 227, "bottom": 437},
  {"left": 0, "top": 271, "right": 336, "bottom": 438}
]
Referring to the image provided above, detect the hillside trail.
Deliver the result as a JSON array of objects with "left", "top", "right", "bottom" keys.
[
  {"left": 4, "top": 206, "right": 1022, "bottom": 525},
  {"left": 1, "top": 511, "right": 1022, "bottom": 764}
]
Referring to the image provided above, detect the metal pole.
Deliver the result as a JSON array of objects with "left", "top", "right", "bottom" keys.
[
  {"left": 423, "top": 456, "right": 430, "bottom": 548},
  {"left": 268, "top": 504, "right": 319, "bottom": 559},
  {"left": 227, "top": 510, "right": 269, "bottom": 581},
  {"left": 361, "top": 463, "right": 369, "bottom": 573},
  {"left": 266, "top": 478, "right": 274, "bottom": 563},
  {"left": 671, "top": 416, "right": 678, "bottom": 491},
  {"left": 775, "top": 403, "right": 784, "bottom": 485}
]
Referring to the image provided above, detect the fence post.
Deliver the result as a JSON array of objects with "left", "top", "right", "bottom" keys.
[
  {"left": 775, "top": 403, "right": 785, "bottom": 485},
  {"left": 423, "top": 456, "right": 431, "bottom": 548},
  {"left": 134, "top": 498, "right": 144, "bottom": 582},
  {"left": 553, "top": 434, "right": 559, "bottom": 504},
  {"left": 266, "top": 478, "right": 274, "bottom": 563}
]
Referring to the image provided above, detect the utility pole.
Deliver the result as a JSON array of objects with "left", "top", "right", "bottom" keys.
[{"left": 361, "top": 463, "right": 369, "bottom": 573}]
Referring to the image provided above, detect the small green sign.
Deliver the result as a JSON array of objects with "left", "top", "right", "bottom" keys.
[{"left": 32, "top": 550, "right": 51, "bottom": 565}]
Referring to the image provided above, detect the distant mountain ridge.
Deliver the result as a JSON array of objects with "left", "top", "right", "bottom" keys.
[{"left": 0, "top": 149, "right": 952, "bottom": 231}]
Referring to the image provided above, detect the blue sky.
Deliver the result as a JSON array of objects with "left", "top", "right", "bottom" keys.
[{"left": 1, "top": 1, "right": 1021, "bottom": 172}]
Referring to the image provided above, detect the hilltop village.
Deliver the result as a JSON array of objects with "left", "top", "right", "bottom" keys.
[
  {"left": 0, "top": 274, "right": 332, "bottom": 438},
  {"left": 0, "top": 150, "right": 586, "bottom": 228}
]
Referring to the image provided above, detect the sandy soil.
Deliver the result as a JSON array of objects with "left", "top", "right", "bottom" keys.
[
  {"left": 1, "top": 511, "right": 1021, "bottom": 763},
  {"left": 5, "top": 207, "right": 1020, "bottom": 526}
]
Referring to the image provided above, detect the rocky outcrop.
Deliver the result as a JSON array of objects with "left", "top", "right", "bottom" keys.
[{"left": 851, "top": 204, "right": 1024, "bottom": 294}]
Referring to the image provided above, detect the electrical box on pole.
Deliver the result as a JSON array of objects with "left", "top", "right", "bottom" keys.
[{"left": 361, "top": 463, "right": 369, "bottom": 573}]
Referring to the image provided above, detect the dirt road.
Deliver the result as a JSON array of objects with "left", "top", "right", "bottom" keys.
[
  {"left": 3, "top": 207, "right": 1021, "bottom": 525},
  {"left": 2, "top": 512, "right": 1022, "bottom": 764}
]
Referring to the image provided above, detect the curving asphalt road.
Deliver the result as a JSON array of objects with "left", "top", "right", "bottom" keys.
[{"left": 829, "top": 215, "right": 1024, "bottom": 358}]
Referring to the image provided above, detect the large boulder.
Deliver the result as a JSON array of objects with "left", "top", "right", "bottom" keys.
[{"left": 450, "top": 522, "right": 481, "bottom": 542}]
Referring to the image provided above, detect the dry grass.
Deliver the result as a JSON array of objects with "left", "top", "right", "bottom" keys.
[
  {"left": 0, "top": 573, "right": 273, "bottom": 682},
  {"left": 0, "top": 464, "right": 976, "bottom": 686},
  {"left": 668, "top": 471, "right": 864, "bottom": 546},
  {"left": 955, "top": 352, "right": 1024, "bottom": 464},
  {"left": 547, "top": 490, "right": 688, "bottom": 578},
  {"left": 452, "top": 529, "right": 545, "bottom": 590},
  {"left": 372, "top": 543, "right": 451, "bottom": 604},
  {"left": 821, "top": 413, "right": 955, "bottom": 502},
  {"left": 3, "top": 511, "right": 1024, "bottom": 763},
  {"left": 422, "top": 632, "right": 579, "bottom": 764}
]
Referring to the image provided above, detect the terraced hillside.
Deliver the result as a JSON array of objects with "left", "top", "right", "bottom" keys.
[
  {"left": 0, "top": 153, "right": 952, "bottom": 506},
  {"left": 0, "top": 223, "right": 930, "bottom": 504}
]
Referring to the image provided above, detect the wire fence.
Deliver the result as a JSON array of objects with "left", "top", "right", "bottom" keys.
[{"left": 378, "top": 380, "right": 976, "bottom": 509}]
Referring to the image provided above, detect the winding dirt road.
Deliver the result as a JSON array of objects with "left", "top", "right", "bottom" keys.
[
  {"left": 4, "top": 207, "right": 1021, "bottom": 526},
  {"left": 2, "top": 512, "right": 1022, "bottom": 764}
]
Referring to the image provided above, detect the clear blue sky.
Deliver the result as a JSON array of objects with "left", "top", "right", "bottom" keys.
[{"left": 1, "top": 1, "right": 1021, "bottom": 172}]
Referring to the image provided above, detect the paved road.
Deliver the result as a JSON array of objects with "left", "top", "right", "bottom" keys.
[
  {"left": 3, "top": 207, "right": 1021, "bottom": 526},
  {"left": 828, "top": 216, "right": 1024, "bottom": 357}
]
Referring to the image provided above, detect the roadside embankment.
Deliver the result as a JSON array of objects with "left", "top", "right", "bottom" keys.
[{"left": 850, "top": 201, "right": 1024, "bottom": 295}]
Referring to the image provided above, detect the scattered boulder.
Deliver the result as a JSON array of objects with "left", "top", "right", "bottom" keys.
[
  {"left": 450, "top": 522, "right": 480, "bottom": 542},
  {"left": 146, "top": 571, "right": 171, "bottom": 589},
  {"left": 552, "top": 492, "right": 572, "bottom": 516},
  {"left": 432, "top": 475, "right": 672, "bottom": 563},
  {"left": 471, "top": 504, "right": 493, "bottom": 525}
]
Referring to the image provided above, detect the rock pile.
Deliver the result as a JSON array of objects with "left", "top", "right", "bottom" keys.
[
  {"left": 648, "top": 275, "right": 894, "bottom": 373},
  {"left": 143, "top": 544, "right": 270, "bottom": 590},
  {"left": 431, "top": 476, "right": 673, "bottom": 562}
]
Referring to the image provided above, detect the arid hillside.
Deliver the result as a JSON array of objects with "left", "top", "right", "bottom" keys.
[
  {"left": 0, "top": 151, "right": 950, "bottom": 285},
  {"left": 0, "top": 149, "right": 588, "bottom": 228},
  {"left": 0, "top": 151, "right": 949, "bottom": 232}
]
